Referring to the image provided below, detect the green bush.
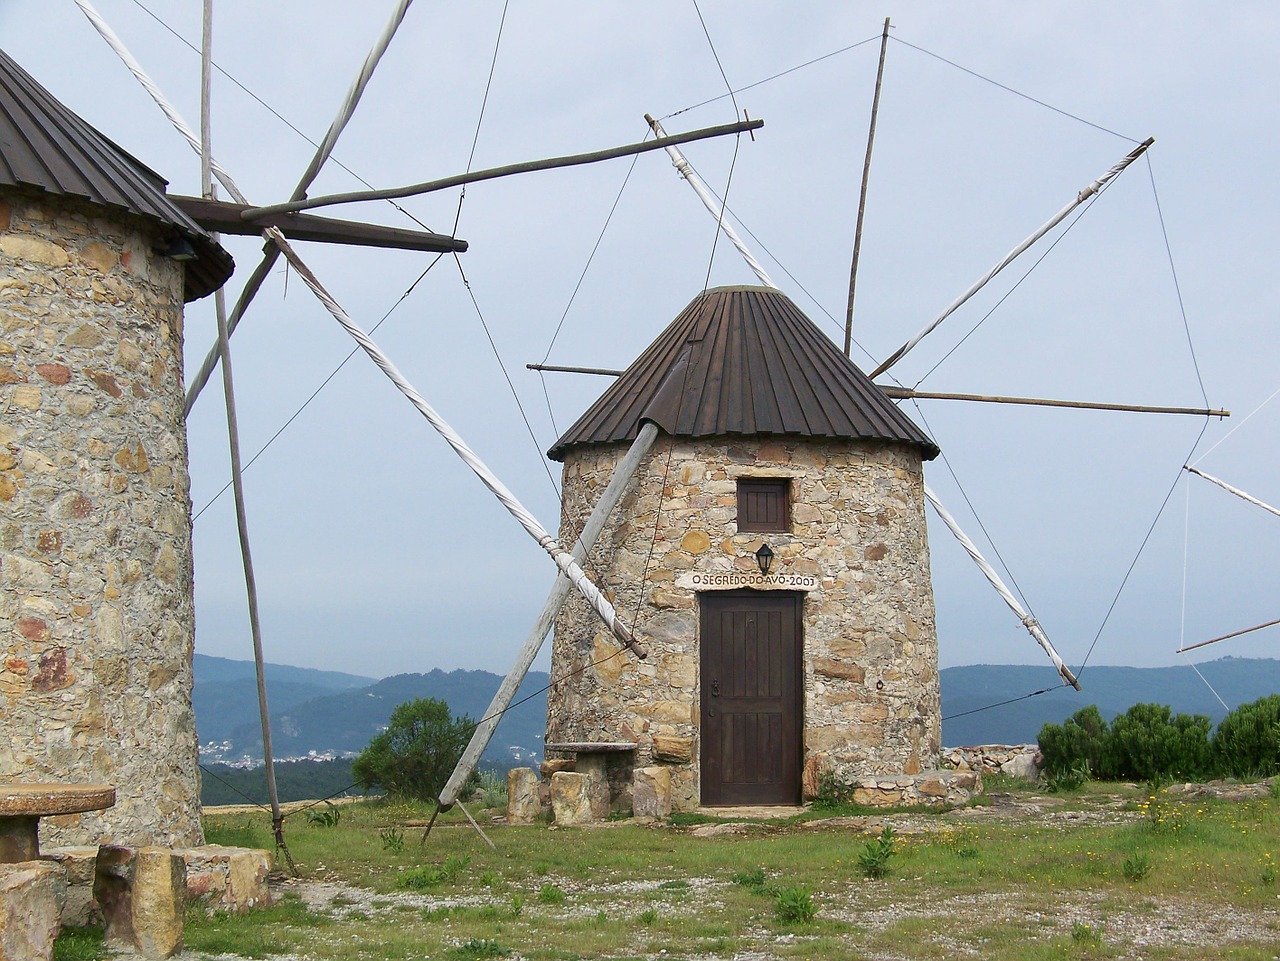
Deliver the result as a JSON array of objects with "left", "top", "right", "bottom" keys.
[
  {"left": 352, "top": 698, "right": 476, "bottom": 803},
  {"left": 1212, "top": 694, "right": 1280, "bottom": 778},
  {"left": 1039, "top": 703, "right": 1214, "bottom": 781},
  {"left": 1101, "top": 703, "right": 1213, "bottom": 781},
  {"left": 1038, "top": 705, "right": 1108, "bottom": 777}
]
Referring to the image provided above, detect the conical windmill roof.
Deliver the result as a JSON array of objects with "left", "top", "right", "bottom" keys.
[
  {"left": 548, "top": 285, "right": 939, "bottom": 461},
  {"left": 0, "top": 47, "right": 233, "bottom": 302}
]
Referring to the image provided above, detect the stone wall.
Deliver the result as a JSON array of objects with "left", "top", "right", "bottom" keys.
[
  {"left": 0, "top": 187, "right": 202, "bottom": 846},
  {"left": 547, "top": 435, "right": 939, "bottom": 810}
]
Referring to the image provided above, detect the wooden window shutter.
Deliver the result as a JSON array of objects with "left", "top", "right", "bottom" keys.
[{"left": 737, "top": 477, "right": 790, "bottom": 533}]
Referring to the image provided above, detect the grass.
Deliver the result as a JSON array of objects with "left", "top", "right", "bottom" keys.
[{"left": 54, "top": 782, "right": 1280, "bottom": 960}]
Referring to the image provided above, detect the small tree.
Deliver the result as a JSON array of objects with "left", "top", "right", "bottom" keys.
[
  {"left": 1101, "top": 702, "right": 1213, "bottom": 781},
  {"left": 353, "top": 698, "right": 475, "bottom": 802}
]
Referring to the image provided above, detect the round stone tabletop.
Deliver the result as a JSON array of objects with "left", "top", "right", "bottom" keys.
[{"left": 0, "top": 783, "right": 116, "bottom": 817}]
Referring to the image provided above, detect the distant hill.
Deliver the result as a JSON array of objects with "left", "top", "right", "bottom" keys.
[
  {"left": 193, "top": 653, "right": 374, "bottom": 744},
  {"left": 194, "top": 656, "right": 547, "bottom": 768},
  {"left": 193, "top": 654, "right": 1280, "bottom": 769},
  {"left": 941, "top": 656, "right": 1280, "bottom": 746}
]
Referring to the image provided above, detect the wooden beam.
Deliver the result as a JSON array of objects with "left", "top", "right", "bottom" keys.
[
  {"left": 241, "top": 117, "right": 765, "bottom": 219},
  {"left": 1177, "top": 616, "right": 1280, "bottom": 654},
  {"left": 171, "top": 194, "right": 468, "bottom": 253},
  {"left": 880, "top": 386, "right": 1229, "bottom": 418},
  {"left": 527, "top": 362, "right": 624, "bottom": 377}
]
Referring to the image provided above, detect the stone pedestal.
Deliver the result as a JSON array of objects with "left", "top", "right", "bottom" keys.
[
  {"left": 549, "top": 773, "right": 594, "bottom": 826},
  {"left": 40, "top": 847, "right": 98, "bottom": 927},
  {"left": 574, "top": 754, "right": 611, "bottom": 820},
  {"left": 0, "top": 860, "right": 65, "bottom": 961},
  {"left": 506, "top": 769, "right": 541, "bottom": 825},
  {"left": 633, "top": 766, "right": 672, "bottom": 818},
  {"left": 95, "top": 846, "right": 185, "bottom": 959}
]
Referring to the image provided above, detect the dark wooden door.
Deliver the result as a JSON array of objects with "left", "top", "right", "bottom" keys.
[{"left": 700, "top": 590, "right": 803, "bottom": 805}]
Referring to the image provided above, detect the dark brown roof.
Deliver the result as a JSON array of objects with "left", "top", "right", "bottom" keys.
[
  {"left": 548, "top": 285, "right": 939, "bottom": 461},
  {"left": 0, "top": 48, "right": 233, "bottom": 302}
]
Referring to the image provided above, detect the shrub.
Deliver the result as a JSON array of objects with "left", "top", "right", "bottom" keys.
[
  {"left": 1101, "top": 703, "right": 1213, "bottom": 782},
  {"left": 352, "top": 698, "right": 476, "bottom": 803},
  {"left": 1212, "top": 694, "right": 1280, "bottom": 778},
  {"left": 378, "top": 827, "right": 404, "bottom": 853},
  {"left": 812, "top": 769, "right": 858, "bottom": 809},
  {"left": 773, "top": 886, "right": 816, "bottom": 924},
  {"left": 1122, "top": 852, "right": 1150, "bottom": 881},
  {"left": 857, "top": 826, "right": 896, "bottom": 879},
  {"left": 1038, "top": 705, "right": 1108, "bottom": 777}
]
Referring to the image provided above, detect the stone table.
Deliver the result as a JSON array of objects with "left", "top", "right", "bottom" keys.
[
  {"left": 544, "top": 743, "right": 636, "bottom": 819},
  {"left": 0, "top": 784, "right": 115, "bottom": 863}
]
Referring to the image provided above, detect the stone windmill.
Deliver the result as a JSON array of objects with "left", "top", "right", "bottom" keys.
[
  {"left": 543, "top": 284, "right": 971, "bottom": 811},
  {"left": 0, "top": 47, "right": 233, "bottom": 847}
]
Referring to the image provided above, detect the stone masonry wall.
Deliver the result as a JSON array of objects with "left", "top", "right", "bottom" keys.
[
  {"left": 0, "top": 187, "right": 202, "bottom": 847},
  {"left": 547, "top": 435, "right": 939, "bottom": 810}
]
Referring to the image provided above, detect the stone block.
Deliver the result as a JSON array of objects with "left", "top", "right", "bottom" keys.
[
  {"left": 95, "top": 845, "right": 185, "bottom": 959},
  {"left": 539, "top": 759, "right": 575, "bottom": 778},
  {"left": 651, "top": 735, "right": 693, "bottom": 763},
  {"left": 632, "top": 766, "right": 672, "bottom": 818},
  {"left": 41, "top": 846, "right": 98, "bottom": 926},
  {"left": 177, "top": 845, "right": 271, "bottom": 914},
  {"left": 0, "top": 860, "right": 66, "bottom": 961},
  {"left": 549, "top": 772, "right": 594, "bottom": 826},
  {"left": 506, "top": 768, "right": 541, "bottom": 825},
  {"left": 574, "top": 754, "right": 611, "bottom": 820}
]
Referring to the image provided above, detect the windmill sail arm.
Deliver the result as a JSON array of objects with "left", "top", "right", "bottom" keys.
[
  {"left": 438, "top": 423, "right": 660, "bottom": 809},
  {"left": 644, "top": 114, "right": 775, "bottom": 288},
  {"left": 870, "top": 137, "right": 1154, "bottom": 379},
  {"left": 925, "top": 484, "right": 1080, "bottom": 689},
  {"left": 1183, "top": 466, "right": 1280, "bottom": 519}
]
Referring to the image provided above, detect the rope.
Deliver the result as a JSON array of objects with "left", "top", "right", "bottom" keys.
[
  {"left": 942, "top": 686, "right": 1058, "bottom": 723},
  {"left": 662, "top": 34, "right": 880, "bottom": 121},
  {"left": 1189, "top": 383, "right": 1280, "bottom": 467},
  {"left": 1179, "top": 654, "right": 1231, "bottom": 714},
  {"left": 910, "top": 188, "right": 1103, "bottom": 388},
  {"left": 889, "top": 37, "right": 1141, "bottom": 143},
  {"left": 452, "top": 0, "right": 510, "bottom": 234},
  {"left": 1075, "top": 420, "right": 1210, "bottom": 678},
  {"left": 1145, "top": 156, "right": 1209, "bottom": 408},
  {"left": 453, "top": 257, "right": 561, "bottom": 499}
]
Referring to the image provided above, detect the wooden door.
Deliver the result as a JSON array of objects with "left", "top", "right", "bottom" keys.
[{"left": 699, "top": 590, "right": 803, "bottom": 805}]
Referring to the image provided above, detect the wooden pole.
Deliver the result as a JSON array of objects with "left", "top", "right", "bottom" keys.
[
  {"left": 844, "top": 17, "right": 890, "bottom": 357},
  {"left": 242, "top": 118, "right": 765, "bottom": 220},
  {"left": 1177, "top": 616, "right": 1280, "bottom": 654},
  {"left": 201, "top": 0, "right": 289, "bottom": 867},
  {"left": 527, "top": 363, "right": 625, "bottom": 377},
  {"left": 436, "top": 422, "right": 661, "bottom": 812},
  {"left": 880, "top": 387, "right": 1229, "bottom": 418},
  {"left": 185, "top": 0, "right": 418, "bottom": 416}
]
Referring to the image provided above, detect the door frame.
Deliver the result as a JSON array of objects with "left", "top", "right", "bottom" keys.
[{"left": 698, "top": 589, "right": 804, "bottom": 805}]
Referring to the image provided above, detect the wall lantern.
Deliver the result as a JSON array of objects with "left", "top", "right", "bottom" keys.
[{"left": 755, "top": 543, "right": 775, "bottom": 577}]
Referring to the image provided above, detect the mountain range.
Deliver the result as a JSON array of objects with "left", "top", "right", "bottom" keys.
[{"left": 193, "top": 654, "right": 1280, "bottom": 766}]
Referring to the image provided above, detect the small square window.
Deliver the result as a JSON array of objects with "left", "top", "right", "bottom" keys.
[{"left": 737, "top": 477, "right": 790, "bottom": 532}]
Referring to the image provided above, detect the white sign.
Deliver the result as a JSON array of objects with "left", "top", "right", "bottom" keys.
[{"left": 678, "top": 571, "right": 819, "bottom": 591}]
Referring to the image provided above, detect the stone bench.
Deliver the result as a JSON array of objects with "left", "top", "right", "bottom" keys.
[{"left": 0, "top": 784, "right": 115, "bottom": 864}]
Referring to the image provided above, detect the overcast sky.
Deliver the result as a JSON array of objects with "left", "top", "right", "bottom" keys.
[{"left": 6, "top": 3, "right": 1278, "bottom": 687}]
